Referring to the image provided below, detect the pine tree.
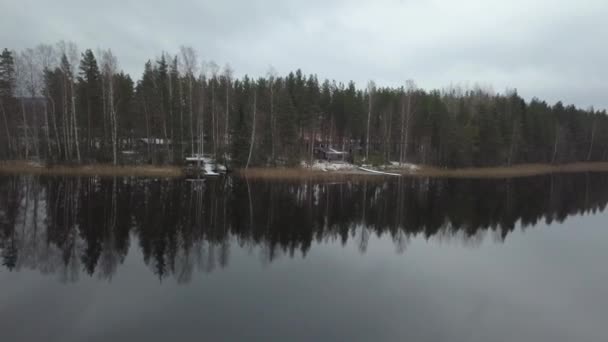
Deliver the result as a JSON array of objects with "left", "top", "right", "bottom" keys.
[
  {"left": 0, "top": 49, "right": 16, "bottom": 157},
  {"left": 77, "top": 49, "right": 101, "bottom": 159}
]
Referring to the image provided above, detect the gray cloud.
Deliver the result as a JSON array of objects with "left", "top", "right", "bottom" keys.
[{"left": 2, "top": 0, "right": 607, "bottom": 109}]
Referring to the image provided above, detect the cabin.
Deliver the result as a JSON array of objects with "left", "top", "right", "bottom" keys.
[
  {"left": 136, "top": 138, "right": 171, "bottom": 149},
  {"left": 314, "top": 146, "right": 350, "bottom": 162}
]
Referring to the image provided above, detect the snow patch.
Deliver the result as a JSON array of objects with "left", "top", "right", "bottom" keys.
[
  {"left": 307, "top": 160, "right": 356, "bottom": 172},
  {"left": 387, "top": 161, "right": 420, "bottom": 171}
]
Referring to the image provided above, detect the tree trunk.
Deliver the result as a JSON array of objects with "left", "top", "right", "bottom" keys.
[
  {"left": 43, "top": 99, "right": 51, "bottom": 159},
  {"left": 0, "top": 99, "right": 12, "bottom": 158},
  {"left": 108, "top": 78, "right": 117, "bottom": 165},
  {"left": 87, "top": 97, "right": 91, "bottom": 159},
  {"left": 399, "top": 93, "right": 405, "bottom": 165},
  {"left": 31, "top": 97, "right": 40, "bottom": 159},
  {"left": 21, "top": 98, "right": 29, "bottom": 160},
  {"left": 403, "top": 93, "right": 412, "bottom": 163},
  {"left": 269, "top": 80, "right": 275, "bottom": 164},
  {"left": 71, "top": 90, "right": 81, "bottom": 163},
  {"left": 385, "top": 109, "right": 393, "bottom": 162},
  {"left": 198, "top": 81, "right": 205, "bottom": 168},
  {"left": 163, "top": 102, "right": 169, "bottom": 163},
  {"left": 179, "top": 77, "right": 184, "bottom": 159},
  {"left": 246, "top": 90, "right": 257, "bottom": 169},
  {"left": 225, "top": 78, "right": 230, "bottom": 158},
  {"left": 365, "top": 91, "right": 372, "bottom": 161},
  {"left": 507, "top": 121, "right": 517, "bottom": 166},
  {"left": 309, "top": 115, "right": 315, "bottom": 166},
  {"left": 189, "top": 76, "right": 195, "bottom": 156},
  {"left": 48, "top": 96, "right": 61, "bottom": 159},
  {"left": 143, "top": 93, "right": 151, "bottom": 163},
  {"left": 551, "top": 125, "right": 559, "bottom": 164},
  {"left": 101, "top": 77, "right": 107, "bottom": 158},
  {"left": 587, "top": 120, "right": 596, "bottom": 161},
  {"left": 63, "top": 75, "right": 70, "bottom": 160},
  {"left": 211, "top": 80, "right": 217, "bottom": 161},
  {"left": 168, "top": 72, "right": 174, "bottom": 162}
]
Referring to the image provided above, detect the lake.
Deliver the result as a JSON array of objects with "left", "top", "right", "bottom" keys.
[{"left": 1, "top": 173, "right": 607, "bottom": 341}]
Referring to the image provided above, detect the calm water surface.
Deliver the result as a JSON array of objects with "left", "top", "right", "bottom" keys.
[{"left": 1, "top": 173, "right": 607, "bottom": 341}]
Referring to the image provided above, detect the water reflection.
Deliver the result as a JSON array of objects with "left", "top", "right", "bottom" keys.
[{"left": 1, "top": 173, "right": 607, "bottom": 282}]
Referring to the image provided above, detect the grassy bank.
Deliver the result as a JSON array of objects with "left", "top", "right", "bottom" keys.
[
  {"left": 3, "top": 160, "right": 608, "bottom": 179},
  {"left": 0, "top": 161, "right": 182, "bottom": 178}
]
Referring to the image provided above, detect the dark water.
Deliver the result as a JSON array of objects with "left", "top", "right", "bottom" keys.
[{"left": 1, "top": 173, "right": 608, "bottom": 341}]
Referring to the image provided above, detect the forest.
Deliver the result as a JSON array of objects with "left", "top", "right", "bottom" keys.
[{"left": 1, "top": 43, "right": 607, "bottom": 168}]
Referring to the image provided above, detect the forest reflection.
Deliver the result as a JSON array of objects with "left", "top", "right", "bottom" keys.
[{"left": 1, "top": 173, "right": 607, "bottom": 283}]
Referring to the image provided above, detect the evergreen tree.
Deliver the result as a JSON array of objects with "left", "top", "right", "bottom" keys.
[
  {"left": 0, "top": 49, "right": 16, "bottom": 157},
  {"left": 77, "top": 49, "right": 101, "bottom": 159}
]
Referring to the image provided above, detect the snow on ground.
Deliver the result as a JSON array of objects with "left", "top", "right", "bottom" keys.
[
  {"left": 304, "top": 160, "right": 357, "bottom": 172},
  {"left": 186, "top": 155, "right": 222, "bottom": 175},
  {"left": 387, "top": 161, "right": 420, "bottom": 171},
  {"left": 203, "top": 163, "right": 219, "bottom": 176}
]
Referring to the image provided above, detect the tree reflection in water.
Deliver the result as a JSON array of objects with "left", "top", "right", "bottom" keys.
[{"left": 1, "top": 173, "right": 607, "bottom": 283}]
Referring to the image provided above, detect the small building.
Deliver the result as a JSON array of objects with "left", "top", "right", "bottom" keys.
[{"left": 314, "top": 146, "right": 349, "bottom": 161}]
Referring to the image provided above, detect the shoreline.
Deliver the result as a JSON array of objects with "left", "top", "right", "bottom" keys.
[
  {"left": 0, "top": 161, "right": 183, "bottom": 178},
  {"left": 2, "top": 160, "right": 608, "bottom": 179}
]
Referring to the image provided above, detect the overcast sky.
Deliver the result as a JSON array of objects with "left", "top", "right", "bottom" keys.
[{"left": 2, "top": 0, "right": 607, "bottom": 109}]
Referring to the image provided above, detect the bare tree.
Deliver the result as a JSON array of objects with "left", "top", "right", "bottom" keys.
[
  {"left": 35, "top": 44, "right": 57, "bottom": 158},
  {"left": 21, "top": 48, "right": 42, "bottom": 159},
  {"left": 180, "top": 46, "right": 198, "bottom": 156}
]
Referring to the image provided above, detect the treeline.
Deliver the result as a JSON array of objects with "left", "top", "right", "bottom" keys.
[
  {"left": 1, "top": 43, "right": 607, "bottom": 168},
  {"left": 2, "top": 174, "right": 608, "bottom": 281}
]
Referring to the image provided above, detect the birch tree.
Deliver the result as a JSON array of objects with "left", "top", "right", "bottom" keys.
[
  {"left": 35, "top": 44, "right": 57, "bottom": 158},
  {"left": 58, "top": 41, "right": 81, "bottom": 162},
  {"left": 400, "top": 79, "right": 415, "bottom": 165},
  {"left": 198, "top": 61, "right": 207, "bottom": 164},
  {"left": 20, "top": 48, "right": 42, "bottom": 159},
  {"left": 246, "top": 87, "right": 257, "bottom": 169},
  {"left": 101, "top": 49, "right": 119, "bottom": 165},
  {"left": 180, "top": 46, "right": 197, "bottom": 156},
  {"left": 267, "top": 66, "right": 277, "bottom": 164},
  {"left": 208, "top": 61, "right": 219, "bottom": 161},
  {"left": 223, "top": 64, "right": 233, "bottom": 154}
]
